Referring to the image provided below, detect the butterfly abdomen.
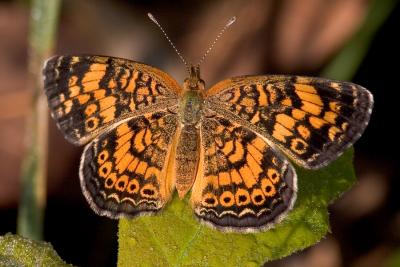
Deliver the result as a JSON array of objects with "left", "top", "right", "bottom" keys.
[{"left": 174, "top": 125, "right": 200, "bottom": 198}]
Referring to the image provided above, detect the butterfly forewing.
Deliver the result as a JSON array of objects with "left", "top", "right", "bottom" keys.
[
  {"left": 43, "top": 55, "right": 180, "bottom": 145},
  {"left": 205, "top": 75, "right": 373, "bottom": 169}
]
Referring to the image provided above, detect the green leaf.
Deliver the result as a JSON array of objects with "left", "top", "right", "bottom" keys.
[
  {"left": 118, "top": 149, "right": 355, "bottom": 267},
  {"left": 0, "top": 233, "right": 73, "bottom": 267}
]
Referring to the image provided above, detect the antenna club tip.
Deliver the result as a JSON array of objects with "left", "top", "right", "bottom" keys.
[
  {"left": 227, "top": 16, "right": 236, "bottom": 27},
  {"left": 148, "top": 13, "right": 157, "bottom": 23}
]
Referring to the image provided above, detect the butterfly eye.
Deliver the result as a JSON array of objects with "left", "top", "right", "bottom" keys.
[{"left": 198, "top": 80, "right": 205, "bottom": 90}]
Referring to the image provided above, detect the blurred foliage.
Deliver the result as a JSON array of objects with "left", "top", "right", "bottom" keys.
[
  {"left": 322, "top": 0, "right": 396, "bottom": 80},
  {"left": 0, "top": 233, "right": 72, "bottom": 266},
  {"left": 386, "top": 248, "right": 400, "bottom": 267},
  {"left": 17, "top": 0, "right": 61, "bottom": 240},
  {"left": 118, "top": 150, "right": 355, "bottom": 266}
]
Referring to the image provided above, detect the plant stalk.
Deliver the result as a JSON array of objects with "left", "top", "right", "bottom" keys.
[{"left": 17, "top": 0, "right": 62, "bottom": 240}]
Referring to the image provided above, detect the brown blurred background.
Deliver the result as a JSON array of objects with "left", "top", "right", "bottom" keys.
[{"left": 0, "top": 0, "right": 399, "bottom": 266}]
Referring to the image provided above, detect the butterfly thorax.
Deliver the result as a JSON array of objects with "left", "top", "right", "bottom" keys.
[
  {"left": 175, "top": 66, "right": 204, "bottom": 198},
  {"left": 179, "top": 65, "right": 205, "bottom": 126}
]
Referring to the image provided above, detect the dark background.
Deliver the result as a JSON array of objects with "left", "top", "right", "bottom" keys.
[{"left": 0, "top": 0, "right": 399, "bottom": 266}]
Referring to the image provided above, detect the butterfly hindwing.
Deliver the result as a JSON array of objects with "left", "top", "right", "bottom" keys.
[
  {"left": 191, "top": 114, "right": 297, "bottom": 232},
  {"left": 43, "top": 55, "right": 181, "bottom": 145},
  {"left": 205, "top": 75, "right": 373, "bottom": 169},
  {"left": 79, "top": 110, "right": 179, "bottom": 218}
]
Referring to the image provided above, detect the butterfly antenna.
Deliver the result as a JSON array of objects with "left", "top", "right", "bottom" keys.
[
  {"left": 197, "top": 16, "right": 236, "bottom": 67},
  {"left": 148, "top": 13, "right": 190, "bottom": 74}
]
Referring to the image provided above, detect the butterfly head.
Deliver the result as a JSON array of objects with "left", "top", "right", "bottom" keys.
[{"left": 183, "top": 65, "right": 205, "bottom": 91}]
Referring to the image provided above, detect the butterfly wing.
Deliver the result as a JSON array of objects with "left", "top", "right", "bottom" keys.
[
  {"left": 43, "top": 55, "right": 181, "bottom": 145},
  {"left": 191, "top": 114, "right": 296, "bottom": 232},
  {"left": 80, "top": 110, "right": 179, "bottom": 218},
  {"left": 205, "top": 75, "right": 373, "bottom": 169}
]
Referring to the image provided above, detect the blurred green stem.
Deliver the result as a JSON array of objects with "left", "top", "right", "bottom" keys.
[
  {"left": 322, "top": 0, "right": 396, "bottom": 80},
  {"left": 17, "top": 0, "right": 62, "bottom": 240}
]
